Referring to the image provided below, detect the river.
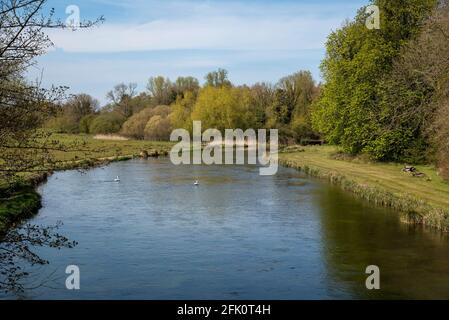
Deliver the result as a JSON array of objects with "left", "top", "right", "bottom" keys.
[{"left": 2, "top": 158, "right": 449, "bottom": 299}]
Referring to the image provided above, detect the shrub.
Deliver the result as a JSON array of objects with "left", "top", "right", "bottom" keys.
[
  {"left": 121, "top": 105, "right": 171, "bottom": 139},
  {"left": 44, "top": 115, "right": 78, "bottom": 133},
  {"left": 290, "top": 115, "right": 317, "bottom": 143},
  {"left": 89, "top": 112, "right": 125, "bottom": 134},
  {"left": 121, "top": 107, "right": 155, "bottom": 139},
  {"left": 151, "top": 105, "right": 171, "bottom": 117},
  {"left": 79, "top": 114, "right": 96, "bottom": 134},
  {"left": 144, "top": 115, "right": 172, "bottom": 141}
]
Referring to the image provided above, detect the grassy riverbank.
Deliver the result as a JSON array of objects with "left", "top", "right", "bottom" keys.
[
  {"left": 0, "top": 134, "right": 173, "bottom": 234},
  {"left": 280, "top": 146, "right": 449, "bottom": 231},
  {"left": 45, "top": 134, "right": 173, "bottom": 164},
  {"left": 0, "top": 185, "right": 42, "bottom": 235}
]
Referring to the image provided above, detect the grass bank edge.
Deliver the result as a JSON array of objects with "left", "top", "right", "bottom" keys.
[{"left": 280, "top": 152, "right": 449, "bottom": 232}]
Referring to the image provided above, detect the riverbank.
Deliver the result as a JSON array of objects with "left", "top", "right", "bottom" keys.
[
  {"left": 0, "top": 184, "right": 42, "bottom": 236},
  {"left": 279, "top": 146, "right": 449, "bottom": 232},
  {"left": 0, "top": 134, "right": 173, "bottom": 235}
]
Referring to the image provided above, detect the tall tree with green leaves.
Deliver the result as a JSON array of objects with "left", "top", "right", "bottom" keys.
[
  {"left": 312, "top": 0, "right": 437, "bottom": 156},
  {"left": 191, "top": 86, "right": 257, "bottom": 131},
  {"left": 267, "top": 71, "right": 318, "bottom": 142},
  {"left": 367, "top": 1, "right": 449, "bottom": 162},
  {"left": 169, "top": 91, "right": 197, "bottom": 132}
]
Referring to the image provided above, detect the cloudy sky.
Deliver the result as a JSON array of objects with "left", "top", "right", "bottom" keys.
[{"left": 29, "top": 0, "right": 366, "bottom": 105}]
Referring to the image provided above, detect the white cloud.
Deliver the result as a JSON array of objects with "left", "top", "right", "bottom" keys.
[
  {"left": 30, "top": 48, "right": 324, "bottom": 105},
  {"left": 32, "top": 0, "right": 364, "bottom": 103},
  {"left": 47, "top": 1, "right": 348, "bottom": 53}
]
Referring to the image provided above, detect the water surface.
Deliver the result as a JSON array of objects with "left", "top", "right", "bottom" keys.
[{"left": 3, "top": 158, "right": 449, "bottom": 299}]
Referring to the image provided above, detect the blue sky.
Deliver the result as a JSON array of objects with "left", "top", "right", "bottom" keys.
[{"left": 29, "top": 0, "right": 367, "bottom": 105}]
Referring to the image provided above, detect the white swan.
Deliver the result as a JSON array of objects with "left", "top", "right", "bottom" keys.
[
  {"left": 114, "top": 176, "right": 120, "bottom": 182},
  {"left": 194, "top": 180, "right": 199, "bottom": 186}
]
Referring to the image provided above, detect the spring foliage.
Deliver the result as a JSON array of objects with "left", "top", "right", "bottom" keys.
[{"left": 312, "top": 0, "right": 437, "bottom": 160}]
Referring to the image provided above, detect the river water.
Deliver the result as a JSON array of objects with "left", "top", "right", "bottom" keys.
[{"left": 3, "top": 158, "right": 449, "bottom": 299}]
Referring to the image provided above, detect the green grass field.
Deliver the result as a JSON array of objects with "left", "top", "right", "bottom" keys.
[
  {"left": 280, "top": 146, "right": 449, "bottom": 230},
  {"left": 47, "top": 134, "right": 174, "bottom": 162},
  {"left": 280, "top": 146, "right": 449, "bottom": 210}
]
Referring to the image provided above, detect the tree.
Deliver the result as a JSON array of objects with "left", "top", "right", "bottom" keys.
[
  {"left": 204, "top": 68, "right": 232, "bottom": 88},
  {"left": 426, "top": 2, "right": 449, "bottom": 175},
  {"left": 249, "top": 83, "right": 274, "bottom": 128},
  {"left": 79, "top": 114, "right": 96, "bottom": 134},
  {"left": 146, "top": 76, "right": 175, "bottom": 106},
  {"left": 268, "top": 89, "right": 291, "bottom": 126},
  {"left": 0, "top": 223, "right": 77, "bottom": 294},
  {"left": 106, "top": 83, "right": 138, "bottom": 118},
  {"left": 0, "top": 0, "right": 102, "bottom": 182},
  {"left": 434, "top": 98, "right": 449, "bottom": 179},
  {"left": 127, "top": 92, "right": 153, "bottom": 114},
  {"left": 191, "top": 86, "right": 257, "bottom": 131},
  {"left": 174, "top": 76, "right": 200, "bottom": 97},
  {"left": 0, "top": 0, "right": 102, "bottom": 293},
  {"left": 45, "top": 94, "right": 99, "bottom": 133},
  {"left": 278, "top": 71, "right": 317, "bottom": 119},
  {"left": 312, "top": 0, "right": 437, "bottom": 155},
  {"left": 268, "top": 71, "right": 317, "bottom": 126},
  {"left": 65, "top": 94, "right": 99, "bottom": 122},
  {"left": 351, "top": 0, "right": 449, "bottom": 163},
  {"left": 169, "top": 91, "right": 197, "bottom": 132}
]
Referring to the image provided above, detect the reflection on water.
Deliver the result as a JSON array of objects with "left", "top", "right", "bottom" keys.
[
  {"left": 316, "top": 188, "right": 449, "bottom": 299},
  {"left": 2, "top": 158, "right": 449, "bottom": 299}
]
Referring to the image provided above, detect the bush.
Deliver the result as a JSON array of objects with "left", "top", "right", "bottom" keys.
[
  {"left": 121, "top": 107, "right": 155, "bottom": 139},
  {"left": 79, "top": 114, "right": 96, "bottom": 134},
  {"left": 89, "top": 112, "right": 125, "bottom": 134},
  {"left": 144, "top": 115, "right": 172, "bottom": 141},
  {"left": 151, "top": 105, "right": 171, "bottom": 117},
  {"left": 290, "top": 115, "right": 317, "bottom": 143},
  {"left": 44, "top": 115, "right": 78, "bottom": 133},
  {"left": 44, "top": 94, "right": 98, "bottom": 134},
  {"left": 121, "top": 105, "right": 171, "bottom": 139}
]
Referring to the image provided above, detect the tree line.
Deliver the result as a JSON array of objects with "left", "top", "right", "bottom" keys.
[{"left": 44, "top": 68, "right": 320, "bottom": 144}]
